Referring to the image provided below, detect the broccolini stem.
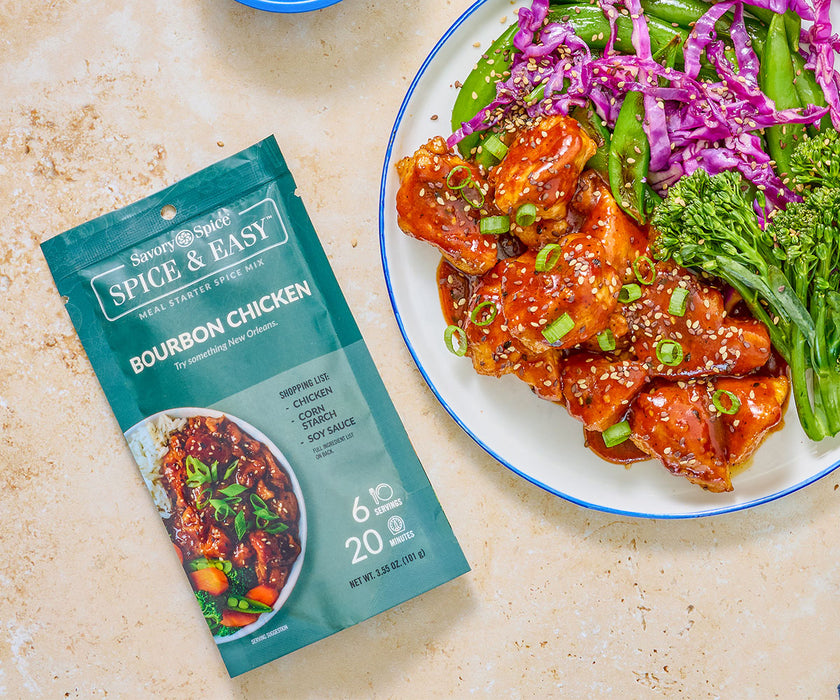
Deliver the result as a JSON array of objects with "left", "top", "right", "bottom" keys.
[
  {"left": 811, "top": 289, "right": 840, "bottom": 437},
  {"left": 725, "top": 276, "right": 792, "bottom": 364},
  {"left": 814, "top": 365, "right": 840, "bottom": 437},
  {"left": 789, "top": 327, "right": 828, "bottom": 441}
]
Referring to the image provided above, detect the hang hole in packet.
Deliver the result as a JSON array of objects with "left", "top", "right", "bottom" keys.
[{"left": 41, "top": 136, "right": 469, "bottom": 677}]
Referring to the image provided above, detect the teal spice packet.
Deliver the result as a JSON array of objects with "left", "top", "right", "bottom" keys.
[{"left": 41, "top": 136, "right": 469, "bottom": 677}]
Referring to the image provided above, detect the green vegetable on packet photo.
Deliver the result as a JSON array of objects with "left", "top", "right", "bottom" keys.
[{"left": 40, "top": 136, "right": 469, "bottom": 677}]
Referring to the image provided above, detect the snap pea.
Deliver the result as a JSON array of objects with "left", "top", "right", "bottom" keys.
[
  {"left": 791, "top": 52, "right": 832, "bottom": 134},
  {"left": 784, "top": 11, "right": 801, "bottom": 53},
  {"left": 550, "top": 0, "right": 767, "bottom": 54},
  {"left": 609, "top": 91, "right": 650, "bottom": 224},
  {"left": 640, "top": 0, "right": 719, "bottom": 27},
  {"left": 639, "top": 0, "right": 767, "bottom": 54},
  {"left": 226, "top": 594, "right": 272, "bottom": 615},
  {"left": 548, "top": 5, "right": 689, "bottom": 55},
  {"left": 759, "top": 13, "right": 804, "bottom": 182},
  {"left": 569, "top": 102, "right": 612, "bottom": 176},
  {"left": 451, "top": 22, "right": 519, "bottom": 158},
  {"left": 607, "top": 36, "right": 680, "bottom": 224},
  {"left": 640, "top": 0, "right": 734, "bottom": 28},
  {"left": 742, "top": 5, "right": 800, "bottom": 54}
]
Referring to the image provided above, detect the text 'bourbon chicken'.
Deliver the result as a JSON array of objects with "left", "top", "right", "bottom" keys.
[{"left": 394, "top": 113, "right": 790, "bottom": 493}]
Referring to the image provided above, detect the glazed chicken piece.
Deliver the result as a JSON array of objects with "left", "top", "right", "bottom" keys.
[
  {"left": 574, "top": 171, "right": 650, "bottom": 282},
  {"left": 169, "top": 504, "right": 206, "bottom": 560},
  {"left": 396, "top": 137, "right": 498, "bottom": 276},
  {"left": 264, "top": 450, "right": 292, "bottom": 491},
  {"left": 202, "top": 524, "right": 232, "bottom": 560},
  {"left": 437, "top": 259, "right": 472, "bottom": 327},
  {"left": 512, "top": 217, "right": 581, "bottom": 250},
  {"left": 272, "top": 490, "right": 300, "bottom": 523},
  {"left": 232, "top": 541, "right": 253, "bottom": 569},
  {"left": 463, "top": 261, "right": 526, "bottom": 376},
  {"left": 715, "top": 375, "right": 789, "bottom": 465},
  {"left": 629, "top": 381, "right": 732, "bottom": 492},
  {"left": 570, "top": 169, "right": 605, "bottom": 215},
  {"left": 248, "top": 530, "right": 301, "bottom": 585},
  {"left": 490, "top": 115, "right": 596, "bottom": 221},
  {"left": 500, "top": 233, "right": 621, "bottom": 354},
  {"left": 560, "top": 353, "right": 649, "bottom": 431},
  {"left": 268, "top": 566, "right": 290, "bottom": 591},
  {"left": 249, "top": 531, "right": 274, "bottom": 584},
  {"left": 236, "top": 455, "right": 267, "bottom": 488},
  {"left": 622, "top": 262, "right": 771, "bottom": 379},
  {"left": 514, "top": 350, "right": 565, "bottom": 402},
  {"left": 162, "top": 433, "right": 189, "bottom": 510}
]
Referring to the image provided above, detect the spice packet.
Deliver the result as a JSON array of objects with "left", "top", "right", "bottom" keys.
[{"left": 41, "top": 136, "right": 469, "bottom": 677}]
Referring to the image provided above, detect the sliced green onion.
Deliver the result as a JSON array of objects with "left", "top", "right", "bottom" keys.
[
  {"left": 445, "top": 165, "right": 472, "bottom": 191},
  {"left": 535, "top": 243, "right": 563, "bottom": 272},
  {"left": 713, "top": 389, "right": 741, "bottom": 415},
  {"left": 444, "top": 325, "right": 468, "bottom": 357},
  {"left": 460, "top": 186, "right": 485, "bottom": 209},
  {"left": 526, "top": 83, "right": 546, "bottom": 104},
  {"left": 668, "top": 287, "right": 690, "bottom": 317},
  {"left": 597, "top": 329, "right": 616, "bottom": 352},
  {"left": 482, "top": 133, "right": 508, "bottom": 161},
  {"left": 655, "top": 338, "right": 684, "bottom": 366},
  {"left": 475, "top": 148, "right": 495, "bottom": 170},
  {"left": 516, "top": 203, "right": 537, "bottom": 227},
  {"left": 470, "top": 301, "right": 498, "bottom": 327},
  {"left": 632, "top": 255, "right": 657, "bottom": 285},
  {"left": 479, "top": 215, "right": 510, "bottom": 236},
  {"left": 618, "top": 284, "right": 642, "bottom": 303},
  {"left": 603, "top": 421, "right": 631, "bottom": 448},
  {"left": 542, "top": 313, "right": 575, "bottom": 344}
]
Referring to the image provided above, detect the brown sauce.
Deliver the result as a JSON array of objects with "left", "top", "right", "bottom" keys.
[
  {"left": 584, "top": 427, "right": 650, "bottom": 465},
  {"left": 436, "top": 258, "right": 472, "bottom": 327}
]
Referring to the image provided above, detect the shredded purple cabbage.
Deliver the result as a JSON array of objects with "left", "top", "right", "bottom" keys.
[
  {"left": 729, "top": 3, "right": 761, "bottom": 82},
  {"left": 448, "top": 0, "right": 840, "bottom": 211},
  {"left": 807, "top": 0, "right": 840, "bottom": 129},
  {"left": 683, "top": 1, "right": 736, "bottom": 80},
  {"left": 744, "top": 0, "right": 814, "bottom": 21}
]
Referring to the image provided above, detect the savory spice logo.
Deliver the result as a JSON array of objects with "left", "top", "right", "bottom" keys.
[{"left": 89, "top": 198, "right": 288, "bottom": 321}]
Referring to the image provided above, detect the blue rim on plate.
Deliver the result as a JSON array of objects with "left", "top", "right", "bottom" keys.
[
  {"left": 378, "top": 0, "right": 840, "bottom": 519},
  {"left": 234, "top": 0, "right": 342, "bottom": 12}
]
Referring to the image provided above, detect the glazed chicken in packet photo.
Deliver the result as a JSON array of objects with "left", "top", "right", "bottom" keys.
[{"left": 40, "top": 135, "right": 469, "bottom": 677}]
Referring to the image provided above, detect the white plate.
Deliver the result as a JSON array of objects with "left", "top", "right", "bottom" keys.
[
  {"left": 125, "top": 407, "right": 307, "bottom": 640},
  {"left": 378, "top": 0, "right": 840, "bottom": 518}
]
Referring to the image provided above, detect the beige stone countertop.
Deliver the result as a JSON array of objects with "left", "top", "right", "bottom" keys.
[{"left": 3, "top": 0, "right": 840, "bottom": 697}]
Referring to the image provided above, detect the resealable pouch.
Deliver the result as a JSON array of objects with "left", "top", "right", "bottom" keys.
[{"left": 40, "top": 136, "right": 469, "bottom": 677}]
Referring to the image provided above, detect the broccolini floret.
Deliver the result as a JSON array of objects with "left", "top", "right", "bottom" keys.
[
  {"left": 226, "top": 568, "right": 258, "bottom": 597},
  {"left": 195, "top": 590, "right": 223, "bottom": 629},
  {"left": 765, "top": 186, "right": 840, "bottom": 438},
  {"left": 789, "top": 129, "right": 840, "bottom": 190}
]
